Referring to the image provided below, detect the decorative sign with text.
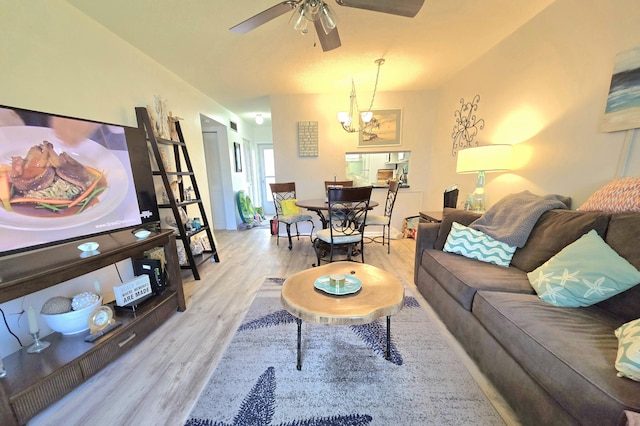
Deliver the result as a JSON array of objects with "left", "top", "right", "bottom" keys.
[{"left": 113, "top": 275, "right": 152, "bottom": 307}]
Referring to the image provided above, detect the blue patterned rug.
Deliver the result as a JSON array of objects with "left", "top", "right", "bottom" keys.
[{"left": 185, "top": 278, "right": 505, "bottom": 425}]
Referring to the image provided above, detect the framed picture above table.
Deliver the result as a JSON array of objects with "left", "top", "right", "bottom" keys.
[{"left": 359, "top": 108, "right": 402, "bottom": 147}]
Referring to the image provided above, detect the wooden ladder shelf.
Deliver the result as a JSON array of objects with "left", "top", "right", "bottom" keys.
[{"left": 135, "top": 107, "right": 219, "bottom": 279}]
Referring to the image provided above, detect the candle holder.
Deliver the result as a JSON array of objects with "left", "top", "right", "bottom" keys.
[{"left": 27, "top": 332, "right": 51, "bottom": 354}]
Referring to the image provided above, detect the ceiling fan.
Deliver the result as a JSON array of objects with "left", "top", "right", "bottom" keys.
[{"left": 230, "top": 0, "right": 425, "bottom": 52}]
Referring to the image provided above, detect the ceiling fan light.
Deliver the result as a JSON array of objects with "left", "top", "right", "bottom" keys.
[
  {"left": 361, "top": 111, "right": 373, "bottom": 123},
  {"left": 319, "top": 3, "right": 337, "bottom": 34},
  {"left": 307, "top": 0, "right": 322, "bottom": 21},
  {"left": 292, "top": 3, "right": 307, "bottom": 31}
]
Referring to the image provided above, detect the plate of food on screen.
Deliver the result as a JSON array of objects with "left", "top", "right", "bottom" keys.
[{"left": 0, "top": 127, "right": 128, "bottom": 230}]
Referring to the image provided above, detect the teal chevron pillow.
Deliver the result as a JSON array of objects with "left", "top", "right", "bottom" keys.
[
  {"left": 443, "top": 222, "right": 516, "bottom": 267},
  {"left": 528, "top": 230, "right": 640, "bottom": 307},
  {"left": 615, "top": 318, "right": 640, "bottom": 382}
]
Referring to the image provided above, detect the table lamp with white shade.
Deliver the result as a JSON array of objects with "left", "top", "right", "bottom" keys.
[{"left": 456, "top": 144, "right": 512, "bottom": 212}]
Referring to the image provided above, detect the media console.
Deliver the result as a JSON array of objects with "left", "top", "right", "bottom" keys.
[{"left": 0, "top": 229, "right": 185, "bottom": 425}]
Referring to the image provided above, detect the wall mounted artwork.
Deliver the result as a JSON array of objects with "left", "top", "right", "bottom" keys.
[
  {"left": 451, "top": 95, "right": 485, "bottom": 156},
  {"left": 358, "top": 109, "right": 402, "bottom": 147},
  {"left": 234, "top": 142, "right": 242, "bottom": 172},
  {"left": 601, "top": 46, "right": 640, "bottom": 133},
  {"left": 298, "top": 121, "right": 319, "bottom": 157}
]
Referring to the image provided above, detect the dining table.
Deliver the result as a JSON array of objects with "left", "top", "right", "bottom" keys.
[{"left": 295, "top": 198, "right": 379, "bottom": 229}]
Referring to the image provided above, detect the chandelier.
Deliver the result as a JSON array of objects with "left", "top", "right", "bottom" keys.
[
  {"left": 337, "top": 58, "right": 385, "bottom": 133},
  {"left": 290, "top": 0, "right": 337, "bottom": 35}
]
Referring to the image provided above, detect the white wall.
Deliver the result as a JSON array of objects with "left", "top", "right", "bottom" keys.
[
  {"left": 0, "top": 0, "right": 255, "bottom": 355},
  {"left": 1, "top": 0, "right": 256, "bottom": 230},
  {"left": 270, "top": 0, "right": 640, "bottom": 213},
  {"left": 270, "top": 90, "right": 439, "bottom": 206},
  {"left": 428, "top": 0, "right": 640, "bottom": 210}
]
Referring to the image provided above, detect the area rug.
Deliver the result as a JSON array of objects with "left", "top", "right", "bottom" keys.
[{"left": 185, "top": 278, "right": 505, "bottom": 425}]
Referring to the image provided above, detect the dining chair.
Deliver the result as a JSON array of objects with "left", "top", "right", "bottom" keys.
[
  {"left": 324, "top": 180, "right": 353, "bottom": 190},
  {"left": 324, "top": 180, "right": 354, "bottom": 221},
  {"left": 362, "top": 180, "right": 400, "bottom": 254},
  {"left": 313, "top": 186, "right": 373, "bottom": 264},
  {"left": 270, "top": 182, "right": 314, "bottom": 250}
]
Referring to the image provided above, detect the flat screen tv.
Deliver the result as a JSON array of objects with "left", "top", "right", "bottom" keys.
[{"left": 0, "top": 105, "right": 159, "bottom": 256}]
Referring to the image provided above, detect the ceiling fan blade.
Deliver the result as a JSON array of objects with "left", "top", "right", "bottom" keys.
[
  {"left": 230, "top": 1, "right": 298, "bottom": 33},
  {"left": 314, "top": 20, "right": 341, "bottom": 52},
  {"left": 335, "top": 0, "right": 425, "bottom": 18}
]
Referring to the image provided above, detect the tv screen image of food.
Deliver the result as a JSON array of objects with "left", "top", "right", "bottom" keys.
[{"left": 0, "top": 106, "right": 146, "bottom": 255}]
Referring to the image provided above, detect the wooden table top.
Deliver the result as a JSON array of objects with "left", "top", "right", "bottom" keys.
[
  {"left": 295, "top": 198, "right": 379, "bottom": 211},
  {"left": 281, "top": 262, "right": 404, "bottom": 325}
]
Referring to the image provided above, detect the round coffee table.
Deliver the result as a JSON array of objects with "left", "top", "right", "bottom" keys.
[{"left": 281, "top": 261, "right": 404, "bottom": 370}]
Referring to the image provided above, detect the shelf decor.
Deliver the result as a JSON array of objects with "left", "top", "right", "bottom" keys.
[{"left": 358, "top": 108, "right": 402, "bottom": 147}]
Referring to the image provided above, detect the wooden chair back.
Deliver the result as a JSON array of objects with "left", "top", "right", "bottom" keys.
[
  {"left": 269, "top": 182, "right": 297, "bottom": 216},
  {"left": 324, "top": 180, "right": 354, "bottom": 191}
]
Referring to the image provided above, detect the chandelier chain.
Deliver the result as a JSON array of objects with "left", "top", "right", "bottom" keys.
[
  {"left": 337, "top": 58, "right": 385, "bottom": 133},
  {"left": 366, "top": 59, "right": 384, "bottom": 112}
]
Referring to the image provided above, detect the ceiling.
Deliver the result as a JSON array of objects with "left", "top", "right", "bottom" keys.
[{"left": 66, "top": 0, "right": 555, "bottom": 126}]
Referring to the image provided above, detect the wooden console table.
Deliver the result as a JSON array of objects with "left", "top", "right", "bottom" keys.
[
  {"left": 419, "top": 211, "right": 444, "bottom": 223},
  {"left": 0, "top": 229, "right": 185, "bottom": 425}
]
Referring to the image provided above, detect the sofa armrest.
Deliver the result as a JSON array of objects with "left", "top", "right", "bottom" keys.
[{"left": 414, "top": 222, "right": 441, "bottom": 283}]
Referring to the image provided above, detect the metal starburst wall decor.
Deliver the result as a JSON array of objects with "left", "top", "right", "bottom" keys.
[{"left": 451, "top": 94, "right": 485, "bottom": 156}]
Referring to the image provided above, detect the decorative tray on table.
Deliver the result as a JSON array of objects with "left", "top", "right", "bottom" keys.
[{"left": 314, "top": 274, "right": 362, "bottom": 296}]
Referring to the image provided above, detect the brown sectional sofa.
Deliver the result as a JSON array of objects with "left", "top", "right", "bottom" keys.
[{"left": 414, "top": 208, "right": 640, "bottom": 425}]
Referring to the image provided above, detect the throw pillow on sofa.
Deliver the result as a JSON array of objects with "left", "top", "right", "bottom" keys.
[
  {"left": 443, "top": 221, "right": 516, "bottom": 267},
  {"left": 528, "top": 230, "right": 640, "bottom": 307},
  {"left": 614, "top": 318, "right": 640, "bottom": 382},
  {"left": 578, "top": 177, "right": 640, "bottom": 212}
]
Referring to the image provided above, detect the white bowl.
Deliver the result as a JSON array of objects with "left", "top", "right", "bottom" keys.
[
  {"left": 41, "top": 297, "right": 103, "bottom": 335},
  {"left": 134, "top": 230, "right": 151, "bottom": 239},
  {"left": 78, "top": 242, "right": 99, "bottom": 252}
]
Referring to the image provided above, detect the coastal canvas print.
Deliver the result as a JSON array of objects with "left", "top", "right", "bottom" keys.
[
  {"left": 601, "top": 46, "right": 640, "bottom": 132},
  {"left": 358, "top": 109, "right": 402, "bottom": 147}
]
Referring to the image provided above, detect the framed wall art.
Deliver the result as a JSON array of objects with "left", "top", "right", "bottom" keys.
[
  {"left": 601, "top": 46, "right": 640, "bottom": 132},
  {"left": 358, "top": 109, "right": 402, "bottom": 147},
  {"left": 234, "top": 142, "right": 242, "bottom": 172}
]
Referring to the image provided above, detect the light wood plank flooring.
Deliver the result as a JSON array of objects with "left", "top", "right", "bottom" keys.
[{"left": 29, "top": 225, "right": 518, "bottom": 425}]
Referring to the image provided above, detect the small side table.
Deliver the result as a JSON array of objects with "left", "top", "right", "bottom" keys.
[{"left": 419, "top": 211, "right": 443, "bottom": 223}]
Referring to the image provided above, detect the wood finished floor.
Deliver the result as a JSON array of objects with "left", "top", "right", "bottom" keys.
[{"left": 29, "top": 225, "right": 518, "bottom": 425}]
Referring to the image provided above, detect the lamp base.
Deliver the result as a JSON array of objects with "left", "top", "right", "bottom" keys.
[
  {"left": 467, "top": 171, "right": 487, "bottom": 213},
  {"left": 468, "top": 191, "right": 487, "bottom": 213}
]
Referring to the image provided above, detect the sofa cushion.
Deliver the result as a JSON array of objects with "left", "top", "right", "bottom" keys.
[
  {"left": 510, "top": 210, "right": 610, "bottom": 272},
  {"left": 578, "top": 177, "right": 640, "bottom": 213},
  {"left": 527, "top": 230, "right": 640, "bottom": 307},
  {"left": 472, "top": 291, "right": 640, "bottom": 423},
  {"left": 443, "top": 222, "right": 516, "bottom": 267},
  {"left": 420, "top": 249, "right": 533, "bottom": 311},
  {"left": 615, "top": 318, "right": 640, "bottom": 382},
  {"left": 604, "top": 213, "right": 640, "bottom": 271},
  {"left": 596, "top": 213, "right": 640, "bottom": 322},
  {"left": 434, "top": 208, "right": 482, "bottom": 250}
]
